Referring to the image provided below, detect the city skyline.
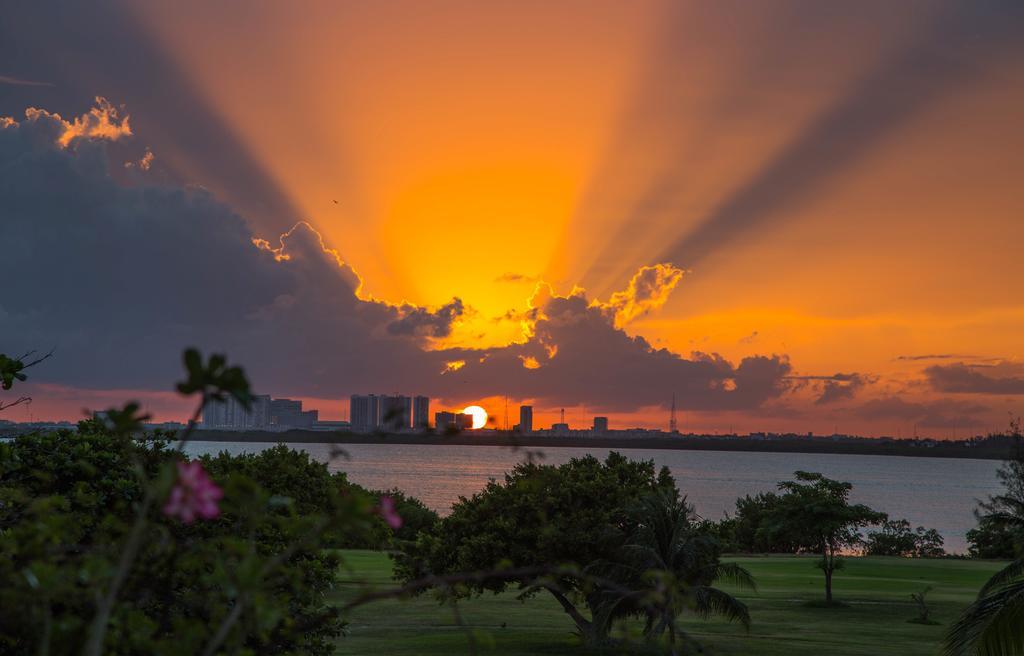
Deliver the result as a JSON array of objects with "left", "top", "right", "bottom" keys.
[{"left": 1, "top": 1, "right": 1022, "bottom": 437}]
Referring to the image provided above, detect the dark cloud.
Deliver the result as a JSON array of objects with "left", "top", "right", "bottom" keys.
[
  {"left": 924, "top": 362, "right": 1024, "bottom": 395},
  {"left": 896, "top": 354, "right": 977, "bottom": 361},
  {"left": 814, "top": 373, "right": 869, "bottom": 405},
  {"left": 1, "top": 104, "right": 794, "bottom": 413},
  {"left": 441, "top": 288, "right": 792, "bottom": 412},
  {"left": 855, "top": 396, "right": 990, "bottom": 429},
  {"left": 386, "top": 299, "right": 465, "bottom": 339},
  {"left": 494, "top": 272, "right": 536, "bottom": 284},
  {"left": 784, "top": 372, "right": 871, "bottom": 405},
  {"left": 0, "top": 0, "right": 316, "bottom": 238}
]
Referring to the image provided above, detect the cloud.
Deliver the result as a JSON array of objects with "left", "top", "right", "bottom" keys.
[
  {"left": 440, "top": 284, "right": 793, "bottom": 412},
  {"left": 386, "top": 298, "right": 465, "bottom": 339},
  {"left": 924, "top": 362, "right": 1024, "bottom": 395},
  {"left": 813, "top": 373, "right": 869, "bottom": 405},
  {"left": 0, "top": 2, "right": 314, "bottom": 238},
  {"left": 598, "top": 263, "right": 685, "bottom": 328},
  {"left": 855, "top": 396, "right": 990, "bottom": 429},
  {"left": 32, "top": 97, "right": 133, "bottom": 148},
  {"left": 739, "top": 331, "right": 760, "bottom": 345},
  {"left": 0, "top": 74, "right": 53, "bottom": 87},
  {"left": 494, "top": 272, "right": 537, "bottom": 284},
  {"left": 1, "top": 100, "right": 795, "bottom": 416}
]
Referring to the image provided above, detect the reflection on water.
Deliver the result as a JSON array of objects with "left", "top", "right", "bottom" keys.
[{"left": 184, "top": 441, "right": 1001, "bottom": 554}]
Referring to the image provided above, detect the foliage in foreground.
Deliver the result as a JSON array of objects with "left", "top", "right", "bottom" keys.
[
  {"left": 945, "top": 419, "right": 1024, "bottom": 656},
  {"left": 0, "top": 429, "right": 367, "bottom": 655},
  {"left": 0, "top": 348, "right": 437, "bottom": 656}
]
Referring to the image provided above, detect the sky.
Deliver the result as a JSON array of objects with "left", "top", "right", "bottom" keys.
[{"left": 1, "top": 0, "right": 1022, "bottom": 436}]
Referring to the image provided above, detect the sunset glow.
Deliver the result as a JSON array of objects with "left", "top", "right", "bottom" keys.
[
  {"left": 1, "top": 1, "right": 1022, "bottom": 437},
  {"left": 462, "top": 406, "right": 489, "bottom": 430}
]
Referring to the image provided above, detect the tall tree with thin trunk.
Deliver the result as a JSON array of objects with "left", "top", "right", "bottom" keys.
[{"left": 763, "top": 471, "right": 885, "bottom": 604}]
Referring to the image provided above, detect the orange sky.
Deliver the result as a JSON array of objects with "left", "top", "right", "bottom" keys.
[{"left": 3, "top": 1, "right": 1022, "bottom": 436}]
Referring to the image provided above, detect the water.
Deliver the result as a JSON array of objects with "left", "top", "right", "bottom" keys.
[{"left": 184, "top": 441, "right": 1003, "bottom": 554}]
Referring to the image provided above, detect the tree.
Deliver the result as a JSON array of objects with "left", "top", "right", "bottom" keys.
[
  {"left": 731, "top": 491, "right": 810, "bottom": 553},
  {"left": 865, "top": 518, "right": 945, "bottom": 558},
  {"left": 0, "top": 349, "right": 52, "bottom": 412},
  {"left": 395, "top": 453, "right": 678, "bottom": 645},
  {"left": 946, "top": 419, "right": 1024, "bottom": 656},
  {"left": 968, "top": 419, "right": 1024, "bottom": 559},
  {"left": 762, "top": 471, "right": 886, "bottom": 604},
  {"left": 589, "top": 491, "right": 755, "bottom": 650}
]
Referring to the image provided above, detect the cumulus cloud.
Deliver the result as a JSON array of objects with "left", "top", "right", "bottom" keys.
[
  {"left": 599, "top": 263, "right": 685, "bottom": 328},
  {"left": 439, "top": 284, "right": 793, "bottom": 412},
  {"left": 924, "top": 361, "right": 1024, "bottom": 395},
  {"left": 813, "top": 373, "right": 869, "bottom": 405},
  {"left": 1, "top": 99, "right": 795, "bottom": 415},
  {"left": 386, "top": 298, "right": 465, "bottom": 339},
  {"left": 780, "top": 372, "right": 874, "bottom": 405},
  {"left": 22, "top": 97, "right": 133, "bottom": 148}
]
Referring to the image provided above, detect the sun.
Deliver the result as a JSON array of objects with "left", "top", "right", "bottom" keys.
[{"left": 461, "top": 405, "right": 488, "bottom": 430}]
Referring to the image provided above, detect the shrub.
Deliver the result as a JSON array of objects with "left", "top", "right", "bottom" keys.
[{"left": 0, "top": 428, "right": 366, "bottom": 655}]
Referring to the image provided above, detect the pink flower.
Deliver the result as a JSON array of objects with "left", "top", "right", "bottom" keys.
[
  {"left": 378, "top": 495, "right": 403, "bottom": 530},
  {"left": 163, "top": 460, "right": 223, "bottom": 523}
]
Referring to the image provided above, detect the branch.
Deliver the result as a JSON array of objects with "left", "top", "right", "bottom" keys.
[
  {"left": 342, "top": 564, "right": 641, "bottom": 613},
  {"left": 18, "top": 348, "right": 55, "bottom": 371},
  {"left": 0, "top": 396, "right": 31, "bottom": 413}
]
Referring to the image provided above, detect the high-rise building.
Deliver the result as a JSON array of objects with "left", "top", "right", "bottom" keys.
[
  {"left": 202, "top": 394, "right": 271, "bottom": 430},
  {"left": 519, "top": 405, "right": 533, "bottom": 433},
  {"left": 435, "top": 411, "right": 456, "bottom": 432},
  {"left": 297, "top": 409, "right": 318, "bottom": 429},
  {"left": 350, "top": 394, "right": 381, "bottom": 432},
  {"left": 380, "top": 395, "right": 412, "bottom": 431},
  {"left": 270, "top": 398, "right": 303, "bottom": 428},
  {"left": 413, "top": 396, "right": 430, "bottom": 429},
  {"left": 593, "top": 416, "right": 609, "bottom": 432},
  {"left": 455, "top": 412, "right": 475, "bottom": 430}
]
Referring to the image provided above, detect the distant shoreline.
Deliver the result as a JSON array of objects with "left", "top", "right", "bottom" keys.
[{"left": 188, "top": 430, "right": 1013, "bottom": 461}]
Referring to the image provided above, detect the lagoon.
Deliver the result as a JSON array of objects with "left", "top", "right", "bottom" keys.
[{"left": 184, "top": 441, "right": 1002, "bottom": 553}]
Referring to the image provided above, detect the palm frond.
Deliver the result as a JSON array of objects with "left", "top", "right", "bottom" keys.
[
  {"left": 714, "top": 562, "right": 758, "bottom": 591},
  {"left": 691, "top": 586, "right": 751, "bottom": 629},
  {"left": 979, "top": 559, "right": 1024, "bottom": 598},
  {"left": 944, "top": 580, "right": 1024, "bottom": 656}
]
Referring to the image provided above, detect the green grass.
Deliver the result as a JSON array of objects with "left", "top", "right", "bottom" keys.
[{"left": 330, "top": 551, "right": 1006, "bottom": 655}]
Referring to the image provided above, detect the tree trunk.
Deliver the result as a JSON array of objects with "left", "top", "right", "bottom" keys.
[
  {"left": 542, "top": 586, "right": 604, "bottom": 645},
  {"left": 823, "top": 544, "right": 833, "bottom": 603}
]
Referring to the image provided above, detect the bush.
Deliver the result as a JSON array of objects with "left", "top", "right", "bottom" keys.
[{"left": 0, "top": 428, "right": 415, "bottom": 655}]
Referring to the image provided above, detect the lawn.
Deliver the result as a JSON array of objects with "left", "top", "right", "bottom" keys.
[{"left": 330, "top": 551, "right": 1005, "bottom": 655}]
